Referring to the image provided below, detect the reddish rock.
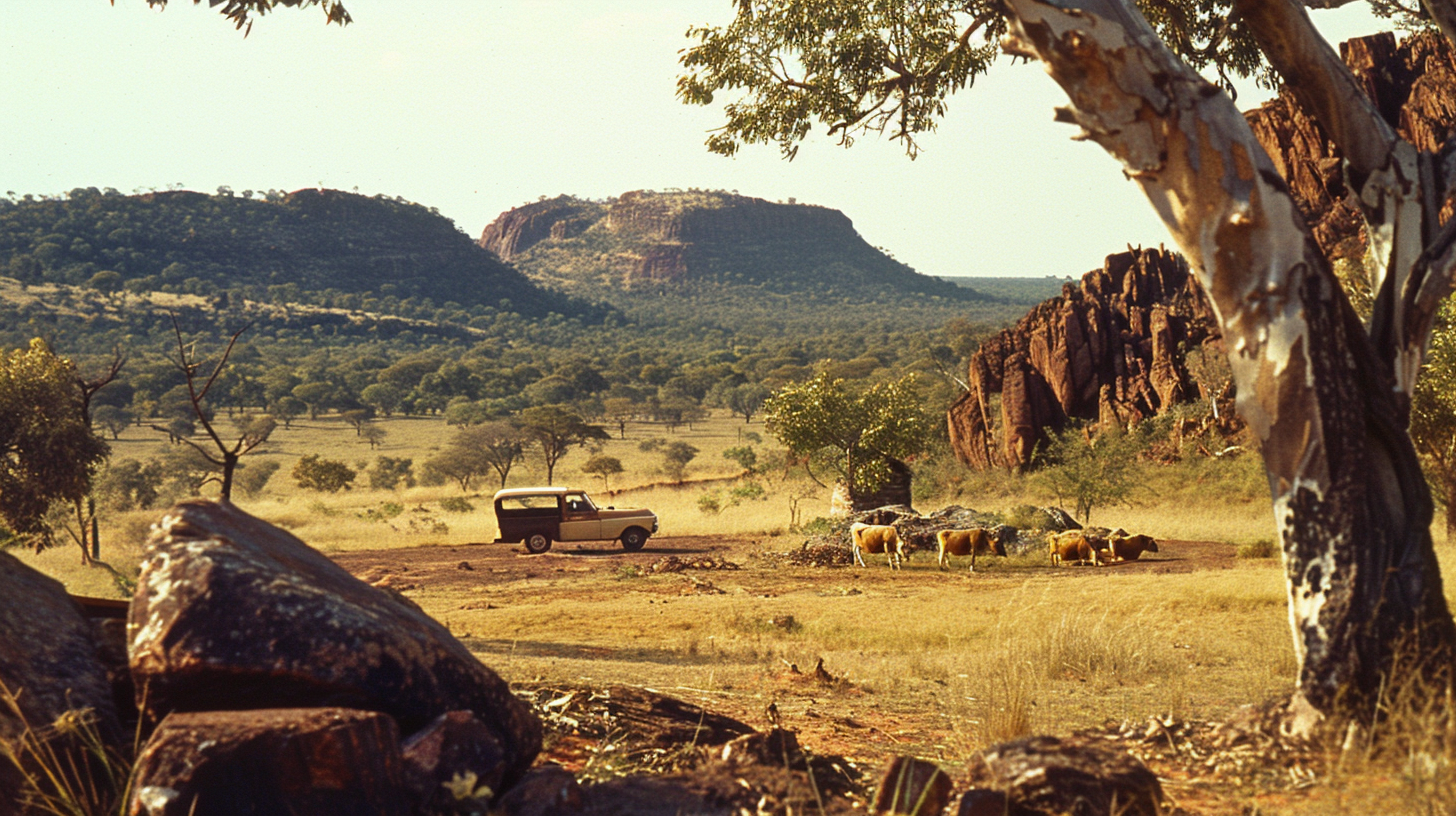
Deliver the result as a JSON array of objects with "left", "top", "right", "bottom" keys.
[
  {"left": 400, "top": 710, "right": 508, "bottom": 813},
  {"left": 948, "top": 248, "right": 1219, "bottom": 470},
  {"left": 962, "top": 734, "right": 1163, "bottom": 816},
  {"left": 0, "top": 552, "right": 124, "bottom": 815},
  {"left": 128, "top": 500, "right": 541, "bottom": 786},
  {"left": 127, "top": 708, "right": 409, "bottom": 816},
  {"left": 871, "top": 756, "right": 953, "bottom": 816}
]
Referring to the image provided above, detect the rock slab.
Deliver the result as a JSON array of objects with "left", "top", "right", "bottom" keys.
[
  {"left": 127, "top": 708, "right": 409, "bottom": 816},
  {"left": 128, "top": 499, "right": 541, "bottom": 786}
]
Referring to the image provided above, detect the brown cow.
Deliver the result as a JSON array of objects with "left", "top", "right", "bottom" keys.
[
  {"left": 936, "top": 528, "right": 1005, "bottom": 571},
  {"left": 1107, "top": 534, "right": 1159, "bottom": 562},
  {"left": 1048, "top": 531, "right": 1109, "bottom": 566},
  {"left": 851, "top": 522, "right": 904, "bottom": 569}
]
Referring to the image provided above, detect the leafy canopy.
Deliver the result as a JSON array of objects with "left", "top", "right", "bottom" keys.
[
  {"left": 678, "top": 0, "right": 1280, "bottom": 160},
  {"left": 763, "top": 372, "right": 928, "bottom": 493},
  {"left": 0, "top": 340, "right": 109, "bottom": 546}
]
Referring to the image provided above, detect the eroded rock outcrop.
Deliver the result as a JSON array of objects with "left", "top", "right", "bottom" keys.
[
  {"left": 947, "top": 248, "right": 1221, "bottom": 470},
  {"left": 1245, "top": 31, "right": 1456, "bottom": 263}
]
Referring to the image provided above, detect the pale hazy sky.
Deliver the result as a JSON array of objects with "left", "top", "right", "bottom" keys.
[{"left": 2, "top": 2, "right": 1387, "bottom": 279}]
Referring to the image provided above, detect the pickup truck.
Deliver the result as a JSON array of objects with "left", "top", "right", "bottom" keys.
[{"left": 493, "top": 487, "right": 658, "bottom": 554}]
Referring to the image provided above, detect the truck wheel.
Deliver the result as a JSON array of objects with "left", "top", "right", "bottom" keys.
[
  {"left": 525, "top": 533, "right": 552, "bottom": 554},
  {"left": 620, "top": 527, "right": 648, "bottom": 552}
]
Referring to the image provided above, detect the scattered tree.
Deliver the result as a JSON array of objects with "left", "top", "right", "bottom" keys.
[
  {"left": 0, "top": 339, "right": 109, "bottom": 555},
  {"left": 763, "top": 372, "right": 929, "bottom": 506},
  {"left": 367, "top": 456, "right": 415, "bottom": 491},
  {"left": 602, "top": 397, "right": 637, "bottom": 439},
  {"left": 92, "top": 405, "right": 133, "bottom": 440},
  {"left": 360, "top": 424, "right": 388, "bottom": 450},
  {"left": 516, "top": 405, "right": 609, "bottom": 485},
  {"left": 1034, "top": 425, "right": 1143, "bottom": 524},
  {"left": 723, "top": 445, "right": 758, "bottom": 474},
  {"left": 582, "top": 455, "right": 624, "bottom": 492},
  {"left": 727, "top": 383, "right": 771, "bottom": 423},
  {"left": 661, "top": 442, "right": 699, "bottom": 484},
  {"left": 234, "top": 459, "right": 281, "bottom": 498},
  {"left": 292, "top": 454, "right": 355, "bottom": 493}
]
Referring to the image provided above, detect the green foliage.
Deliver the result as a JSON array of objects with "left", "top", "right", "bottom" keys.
[
  {"left": 697, "top": 492, "right": 723, "bottom": 515},
  {"left": 0, "top": 189, "right": 577, "bottom": 319},
  {"left": 0, "top": 340, "right": 109, "bottom": 547},
  {"left": 95, "top": 458, "right": 166, "bottom": 511},
  {"left": 1034, "top": 425, "right": 1144, "bottom": 524},
  {"left": 517, "top": 405, "right": 609, "bottom": 485},
  {"left": 367, "top": 456, "right": 415, "bottom": 491},
  {"left": 291, "top": 454, "right": 355, "bottom": 493},
  {"left": 581, "top": 454, "right": 624, "bottom": 492},
  {"left": 439, "top": 496, "right": 475, "bottom": 514},
  {"left": 1411, "top": 297, "right": 1456, "bottom": 534},
  {"left": 722, "top": 445, "right": 758, "bottom": 473},
  {"left": 1237, "top": 539, "right": 1279, "bottom": 559},
  {"left": 661, "top": 442, "right": 699, "bottom": 483},
  {"left": 678, "top": 1, "right": 1273, "bottom": 163},
  {"left": 233, "top": 459, "right": 280, "bottom": 498},
  {"left": 763, "top": 371, "right": 929, "bottom": 495},
  {"left": 730, "top": 480, "right": 766, "bottom": 503}
]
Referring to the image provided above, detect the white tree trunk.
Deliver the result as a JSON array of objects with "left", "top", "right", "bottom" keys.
[{"left": 1000, "top": 0, "right": 1456, "bottom": 733}]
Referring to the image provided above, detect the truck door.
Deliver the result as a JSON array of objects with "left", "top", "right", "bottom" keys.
[{"left": 557, "top": 492, "right": 601, "bottom": 541}]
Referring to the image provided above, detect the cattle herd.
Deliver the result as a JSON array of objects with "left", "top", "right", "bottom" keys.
[{"left": 849, "top": 521, "right": 1159, "bottom": 570}]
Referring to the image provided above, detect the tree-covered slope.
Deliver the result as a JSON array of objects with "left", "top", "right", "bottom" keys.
[{"left": 0, "top": 187, "right": 588, "bottom": 319}]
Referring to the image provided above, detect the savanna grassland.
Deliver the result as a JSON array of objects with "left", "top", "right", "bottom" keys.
[{"left": 22, "top": 410, "right": 1455, "bottom": 813}]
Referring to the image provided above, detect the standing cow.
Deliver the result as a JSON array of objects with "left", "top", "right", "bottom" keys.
[
  {"left": 935, "top": 528, "right": 1005, "bottom": 571},
  {"left": 850, "top": 522, "right": 904, "bottom": 569}
]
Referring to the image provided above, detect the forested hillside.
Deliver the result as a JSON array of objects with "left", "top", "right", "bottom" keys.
[{"left": 0, "top": 187, "right": 584, "bottom": 320}]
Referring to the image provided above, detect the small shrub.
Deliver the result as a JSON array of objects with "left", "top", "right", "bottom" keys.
[
  {"left": 439, "top": 496, "right": 475, "bottom": 514},
  {"left": 1004, "top": 504, "right": 1045, "bottom": 530},
  {"left": 799, "top": 517, "right": 835, "bottom": 535},
  {"left": 614, "top": 564, "right": 641, "bottom": 580},
  {"left": 1237, "top": 538, "right": 1278, "bottom": 559},
  {"left": 293, "top": 454, "right": 356, "bottom": 493},
  {"left": 307, "top": 500, "right": 341, "bottom": 517},
  {"left": 361, "top": 502, "right": 404, "bottom": 523},
  {"left": 729, "top": 480, "right": 766, "bottom": 502},
  {"left": 697, "top": 493, "right": 723, "bottom": 515}
]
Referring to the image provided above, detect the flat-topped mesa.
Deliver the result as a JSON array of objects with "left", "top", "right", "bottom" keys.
[
  {"left": 946, "top": 247, "right": 1222, "bottom": 471},
  {"left": 477, "top": 188, "right": 966, "bottom": 297}
]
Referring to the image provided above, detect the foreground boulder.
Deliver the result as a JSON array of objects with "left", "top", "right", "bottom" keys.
[
  {"left": 0, "top": 552, "right": 124, "bottom": 815},
  {"left": 128, "top": 708, "right": 409, "bottom": 816},
  {"left": 961, "top": 735, "right": 1163, "bottom": 816},
  {"left": 128, "top": 500, "right": 541, "bottom": 785}
]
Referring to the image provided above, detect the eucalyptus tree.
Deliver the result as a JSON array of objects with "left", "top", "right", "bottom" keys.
[
  {"left": 763, "top": 372, "right": 929, "bottom": 506},
  {"left": 681, "top": 0, "right": 1456, "bottom": 732}
]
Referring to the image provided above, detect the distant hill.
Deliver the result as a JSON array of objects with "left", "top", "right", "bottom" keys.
[
  {"left": 479, "top": 190, "right": 1002, "bottom": 329},
  {"left": 0, "top": 188, "right": 591, "bottom": 320}
]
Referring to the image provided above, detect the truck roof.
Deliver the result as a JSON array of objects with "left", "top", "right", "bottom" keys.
[{"left": 492, "top": 486, "right": 584, "bottom": 500}]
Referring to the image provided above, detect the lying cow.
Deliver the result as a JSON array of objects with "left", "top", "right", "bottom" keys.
[
  {"left": 936, "top": 528, "right": 1005, "bottom": 571},
  {"left": 1107, "top": 533, "right": 1159, "bottom": 562},
  {"left": 1048, "top": 530, "right": 1109, "bottom": 566},
  {"left": 850, "top": 522, "right": 904, "bottom": 569}
]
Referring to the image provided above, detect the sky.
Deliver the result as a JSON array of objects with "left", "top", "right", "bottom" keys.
[{"left": 2, "top": 1, "right": 1392, "bottom": 280}]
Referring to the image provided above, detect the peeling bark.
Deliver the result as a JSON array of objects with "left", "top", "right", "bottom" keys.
[{"left": 1001, "top": 0, "right": 1456, "bottom": 732}]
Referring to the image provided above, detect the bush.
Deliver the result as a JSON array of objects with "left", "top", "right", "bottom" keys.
[
  {"left": 368, "top": 457, "right": 415, "bottom": 491},
  {"left": 439, "top": 496, "right": 475, "bottom": 513},
  {"left": 1237, "top": 538, "right": 1279, "bottom": 559},
  {"left": 730, "top": 480, "right": 766, "bottom": 502},
  {"left": 697, "top": 493, "right": 723, "bottom": 514},
  {"left": 292, "top": 454, "right": 356, "bottom": 493},
  {"left": 234, "top": 459, "right": 280, "bottom": 498}
]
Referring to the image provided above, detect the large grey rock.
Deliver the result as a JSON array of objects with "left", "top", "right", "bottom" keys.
[
  {"left": 0, "top": 552, "right": 124, "bottom": 815},
  {"left": 128, "top": 500, "right": 541, "bottom": 785},
  {"left": 127, "top": 708, "right": 409, "bottom": 816}
]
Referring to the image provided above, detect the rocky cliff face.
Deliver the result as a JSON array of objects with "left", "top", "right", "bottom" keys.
[
  {"left": 478, "top": 196, "right": 604, "bottom": 261},
  {"left": 947, "top": 32, "right": 1456, "bottom": 471},
  {"left": 479, "top": 189, "right": 975, "bottom": 300},
  {"left": 1244, "top": 31, "right": 1456, "bottom": 262},
  {"left": 947, "top": 248, "right": 1221, "bottom": 469}
]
